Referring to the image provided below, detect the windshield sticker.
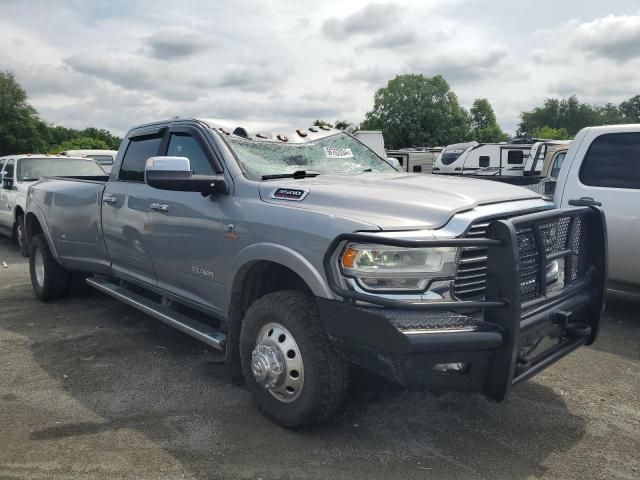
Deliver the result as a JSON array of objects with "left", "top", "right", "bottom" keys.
[{"left": 324, "top": 147, "right": 353, "bottom": 159}]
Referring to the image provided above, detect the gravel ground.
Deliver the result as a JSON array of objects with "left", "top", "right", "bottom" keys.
[{"left": 0, "top": 236, "right": 638, "bottom": 480}]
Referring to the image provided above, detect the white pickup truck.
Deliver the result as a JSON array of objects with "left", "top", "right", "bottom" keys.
[
  {"left": 0, "top": 155, "right": 106, "bottom": 256},
  {"left": 554, "top": 124, "right": 640, "bottom": 293}
]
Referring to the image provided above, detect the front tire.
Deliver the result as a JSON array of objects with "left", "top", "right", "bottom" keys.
[
  {"left": 29, "top": 234, "right": 70, "bottom": 301},
  {"left": 240, "top": 291, "right": 348, "bottom": 428},
  {"left": 14, "top": 213, "right": 28, "bottom": 257}
]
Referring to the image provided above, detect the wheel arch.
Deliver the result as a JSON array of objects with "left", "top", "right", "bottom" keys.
[
  {"left": 224, "top": 243, "right": 334, "bottom": 364},
  {"left": 24, "top": 209, "right": 60, "bottom": 260}
]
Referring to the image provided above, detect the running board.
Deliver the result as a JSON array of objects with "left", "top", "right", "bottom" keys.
[{"left": 86, "top": 276, "right": 226, "bottom": 351}]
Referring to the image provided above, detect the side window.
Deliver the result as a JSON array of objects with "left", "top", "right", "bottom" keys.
[
  {"left": 2, "top": 160, "right": 15, "bottom": 179},
  {"left": 118, "top": 135, "right": 163, "bottom": 182},
  {"left": 507, "top": 150, "right": 524, "bottom": 164},
  {"left": 580, "top": 133, "right": 640, "bottom": 189},
  {"left": 479, "top": 155, "right": 490, "bottom": 167},
  {"left": 550, "top": 152, "right": 566, "bottom": 178},
  {"left": 166, "top": 133, "right": 214, "bottom": 175}
]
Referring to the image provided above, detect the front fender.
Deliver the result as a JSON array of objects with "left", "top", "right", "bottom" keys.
[
  {"left": 25, "top": 206, "right": 62, "bottom": 264},
  {"left": 229, "top": 242, "right": 334, "bottom": 300}
]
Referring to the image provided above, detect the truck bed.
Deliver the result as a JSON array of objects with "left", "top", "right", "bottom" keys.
[{"left": 28, "top": 176, "right": 110, "bottom": 273}]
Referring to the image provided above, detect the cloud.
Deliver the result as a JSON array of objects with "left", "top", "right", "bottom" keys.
[
  {"left": 410, "top": 46, "right": 509, "bottom": 84},
  {"left": 569, "top": 14, "right": 640, "bottom": 62},
  {"left": 359, "top": 30, "right": 417, "bottom": 49},
  {"left": 216, "top": 63, "right": 285, "bottom": 91},
  {"left": 335, "top": 65, "right": 402, "bottom": 87},
  {"left": 144, "top": 27, "right": 208, "bottom": 61},
  {"left": 322, "top": 3, "right": 403, "bottom": 39}
]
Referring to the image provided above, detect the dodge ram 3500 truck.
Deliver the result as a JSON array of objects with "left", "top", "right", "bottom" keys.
[{"left": 25, "top": 118, "right": 607, "bottom": 428}]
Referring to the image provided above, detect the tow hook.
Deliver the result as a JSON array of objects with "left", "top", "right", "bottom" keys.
[{"left": 554, "top": 310, "right": 591, "bottom": 338}]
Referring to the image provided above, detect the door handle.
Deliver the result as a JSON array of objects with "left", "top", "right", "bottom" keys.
[
  {"left": 150, "top": 203, "right": 170, "bottom": 212},
  {"left": 568, "top": 197, "right": 602, "bottom": 207},
  {"left": 102, "top": 195, "right": 118, "bottom": 205}
]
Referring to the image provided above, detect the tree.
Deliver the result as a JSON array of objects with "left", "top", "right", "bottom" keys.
[
  {"left": 619, "top": 95, "right": 640, "bottom": 122},
  {"left": 0, "top": 71, "right": 48, "bottom": 155},
  {"left": 361, "top": 74, "right": 470, "bottom": 148},
  {"left": 518, "top": 95, "right": 631, "bottom": 137},
  {"left": 469, "top": 99, "right": 509, "bottom": 142},
  {"left": 312, "top": 120, "right": 333, "bottom": 128},
  {"left": 333, "top": 120, "right": 352, "bottom": 130},
  {"left": 531, "top": 126, "right": 571, "bottom": 140},
  {"left": 49, "top": 137, "right": 110, "bottom": 153}
]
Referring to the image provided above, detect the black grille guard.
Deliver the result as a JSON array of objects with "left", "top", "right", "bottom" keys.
[{"left": 322, "top": 206, "right": 607, "bottom": 402}]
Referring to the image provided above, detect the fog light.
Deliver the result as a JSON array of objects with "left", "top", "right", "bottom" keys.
[{"left": 432, "top": 362, "right": 469, "bottom": 375}]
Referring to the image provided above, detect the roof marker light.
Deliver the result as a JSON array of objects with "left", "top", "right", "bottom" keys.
[
  {"left": 319, "top": 125, "right": 331, "bottom": 131},
  {"left": 256, "top": 133, "right": 269, "bottom": 139},
  {"left": 296, "top": 129, "right": 308, "bottom": 137},
  {"left": 277, "top": 134, "right": 288, "bottom": 142},
  {"left": 309, "top": 127, "right": 318, "bottom": 133}
]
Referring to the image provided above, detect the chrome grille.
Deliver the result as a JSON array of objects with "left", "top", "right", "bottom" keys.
[
  {"left": 453, "top": 221, "right": 490, "bottom": 300},
  {"left": 453, "top": 213, "right": 589, "bottom": 302}
]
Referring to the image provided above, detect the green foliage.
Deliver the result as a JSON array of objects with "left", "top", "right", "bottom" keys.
[
  {"left": 333, "top": 120, "right": 352, "bottom": 130},
  {"left": 619, "top": 95, "right": 640, "bottom": 122},
  {"left": 518, "top": 95, "right": 640, "bottom": 137},
  {"left": 0, "top": 70, "right": 121, "bottom": 156},
  {"left": 469, "top": 99, "right": 509, "bottom": 142},
  {"left": 312, "top": 119, "right": 333, "bottom": 128},
  {"left": 0, "top": 71, "right": 49, "bottom": 155},
  {"left": 360, "top": 74, "right": 471, "bottom": 149},
  {"left": 531, "top": 126, "right": 571, "bottom": 140},
  {"left": 49, "top": 136, "right": 110, "bottom": 153}
]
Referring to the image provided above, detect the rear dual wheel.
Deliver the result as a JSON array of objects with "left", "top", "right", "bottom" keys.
[
  {"left": 240, "top": 290, "right": 348, "bottom": 428},
  {"left": 29, "top": 234, "right": 71, "bottom": 301}
]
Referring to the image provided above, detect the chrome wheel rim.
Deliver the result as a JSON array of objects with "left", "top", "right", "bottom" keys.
[
  {"left": 34, "top": 248, "right": 45, "bottom": 287},
  {"left": 251, "top": 322, "right": 304, "bottom": 403},
  {"left": 16, "top": 223, "right": 24, "bottom": 247}
]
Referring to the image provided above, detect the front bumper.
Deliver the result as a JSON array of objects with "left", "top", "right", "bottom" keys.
[{"left": 318, "top": 206, "right": 607, "bottom": 402}]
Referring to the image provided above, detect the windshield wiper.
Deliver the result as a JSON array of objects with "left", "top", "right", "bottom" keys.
[{"left": 261, "top": 170, "right": 321, "bottom": 180}]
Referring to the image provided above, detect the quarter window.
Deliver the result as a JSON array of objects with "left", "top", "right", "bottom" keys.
[
  {"left": 580, "top": 133, "right": 640, "bottom": 189},
  {"left": 118, "top": 135, "right": 163, "bottom": 182},
  {"left": 167, "top": 133, "right": 214, "bottom": 175}
]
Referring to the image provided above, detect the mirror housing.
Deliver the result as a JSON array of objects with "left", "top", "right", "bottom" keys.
[
  {"left": 1, "top": 172, "right": 12, "bottom": 190},
  {"left": 144, "top": 156, "right": 229, "bottom": 195}
]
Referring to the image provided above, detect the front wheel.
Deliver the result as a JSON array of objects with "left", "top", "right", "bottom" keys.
[
  {"left": 14, "top": 213, "right": 28, "bottom": 257},
  {"left": 29, "top": 234, "right": 70, "bottom": 301},
  {"left": 240, "top": 291, "right": 348, "bottom": 428}
]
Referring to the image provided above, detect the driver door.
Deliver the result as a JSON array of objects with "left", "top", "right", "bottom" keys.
[{"left": 148, "top": 124, "right": 227, "bottom": 315}]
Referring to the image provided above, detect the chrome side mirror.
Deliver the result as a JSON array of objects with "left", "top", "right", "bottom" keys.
[{"left": 144, "top": 156, "right": 229, "bottom": 195}]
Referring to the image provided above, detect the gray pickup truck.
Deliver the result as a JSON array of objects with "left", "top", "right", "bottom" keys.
[{"left": 25, "top": 118, "right": 607, "bottom": 428}]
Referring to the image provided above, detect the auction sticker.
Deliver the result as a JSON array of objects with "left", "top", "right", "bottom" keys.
[{"left": 324, "top": 147, "right": 353, "bottom": 159}]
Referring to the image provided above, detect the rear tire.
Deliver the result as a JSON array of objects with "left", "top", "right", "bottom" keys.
[
  {"left": 14, "top": 213, "right": 28, "bottom": 257},
  {"left": 29, "top": 234, "right": 70, "bottom": 301},
  {"left": 240, "top": 290, "right": 348, "bottom": 428}
]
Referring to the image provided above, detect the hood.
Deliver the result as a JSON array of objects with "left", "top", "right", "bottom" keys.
[{"left": 259, "top": 173, "right": 541, "bottom": 230}]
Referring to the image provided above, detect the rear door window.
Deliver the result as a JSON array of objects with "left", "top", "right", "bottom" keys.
[
  {"left": 580, "top": 133, "right": 640, "bottom": 189},
  {"left": 118, "top": 135, "right": 163, "bottom": 182}
]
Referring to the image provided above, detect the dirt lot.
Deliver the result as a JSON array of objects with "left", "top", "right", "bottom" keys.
[{"left": 0, "top": 236, "right": 638, "bottom": 480}]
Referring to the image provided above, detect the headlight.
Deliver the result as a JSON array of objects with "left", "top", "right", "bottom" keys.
[{"left": 339, "top": 243, "right": 458, "bottom": 292}]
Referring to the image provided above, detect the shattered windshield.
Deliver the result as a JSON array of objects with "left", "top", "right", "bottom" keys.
[{"left": 226, "top": 132, "right": 396, "bottom": 177}]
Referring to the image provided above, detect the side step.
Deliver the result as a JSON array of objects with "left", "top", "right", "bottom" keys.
[{"left": 86, "top": 276, "right": 226, "bottom": 351}]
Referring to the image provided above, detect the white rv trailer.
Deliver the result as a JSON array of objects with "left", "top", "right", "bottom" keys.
[
  {"left": 386, "top": 147, "right": 443, "bottom": 174},
  {"left": 433, "top": 142, "right": 533, "bottom": 176},
  {"left": 353, "top": 130, "right": 386, "bottom": 159}
]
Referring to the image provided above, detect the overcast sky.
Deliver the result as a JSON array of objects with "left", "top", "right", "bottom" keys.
[{"left": 1, "top": 0, "right": 639, "bottom": 136}]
